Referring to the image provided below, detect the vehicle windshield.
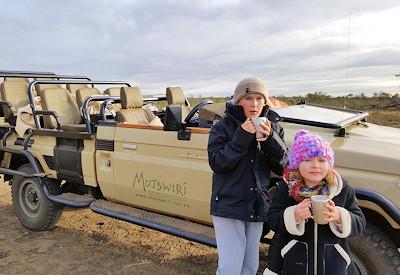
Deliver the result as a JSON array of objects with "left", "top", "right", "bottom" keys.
[{"left": 275, "top": 104, "right": 369, "bottom": 128}]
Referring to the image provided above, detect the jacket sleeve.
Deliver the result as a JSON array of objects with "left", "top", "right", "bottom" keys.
[
  {"left": 267, "top": 182, "right": 305, "bottom": 236},
  {"left": 329, "top": 183, "right": 366, "bottom": 238},
  {"left": 207, "top": 121, "right": 254, "bottom": 174},
  {"left": 260, "top": 123, "right": 288, "bottom": 175}
]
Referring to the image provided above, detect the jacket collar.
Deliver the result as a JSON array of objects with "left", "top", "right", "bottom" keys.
[
  {"left": 328, "top": 170, "right": 343, "bottom": 199},
  {"left": 224, "top": 100, "right": 281, "bottom": 125}
]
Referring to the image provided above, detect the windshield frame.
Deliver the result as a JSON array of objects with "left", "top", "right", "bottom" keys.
[{"left": 275, "top": 103, "right": 369, "bottom": 129}]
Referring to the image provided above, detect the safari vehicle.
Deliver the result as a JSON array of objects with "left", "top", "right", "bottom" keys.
[{"left": 0, "top": 76, "right": 399, "bottom": 275}]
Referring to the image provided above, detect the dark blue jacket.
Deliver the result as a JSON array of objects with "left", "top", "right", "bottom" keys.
[{"left": 207, "top": 102, "right": 288, "bottom": 222}]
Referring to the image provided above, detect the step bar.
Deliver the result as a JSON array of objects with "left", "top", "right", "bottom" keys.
[
  {"left": 42, "top": 188, "right": 216, "bottom": 247},
  {"left": 91, "top": 199, "right": 216, "bottom": 248},
  {"left": 43, "top": 185, "right": 95, "bottom": 208}
]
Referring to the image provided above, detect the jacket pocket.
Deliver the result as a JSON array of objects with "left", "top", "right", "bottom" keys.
[
  {"left": 323, "top": 243, "right": 350, "bottom": 275},
  {"left": 281, "top": 240, "right": 308, "bottom": 275}
]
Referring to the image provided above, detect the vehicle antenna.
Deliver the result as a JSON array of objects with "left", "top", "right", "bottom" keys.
[{"left": 344, "top": 9, "right": 351, "bottom": 109}]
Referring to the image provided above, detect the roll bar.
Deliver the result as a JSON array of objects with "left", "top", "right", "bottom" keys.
[
  {"left": 0, "top": 70, "right": 56, "bottom": 75},
  {"left": 27, "top": 80, "right": 131, "bottom": 132},
  {"left": 0, "top": 73, "right": 91, "bottom": 80}
]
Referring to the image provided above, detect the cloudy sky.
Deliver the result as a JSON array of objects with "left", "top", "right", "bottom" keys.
[{"left": 1, "top": 0, "right": 400, "bottom": 97}]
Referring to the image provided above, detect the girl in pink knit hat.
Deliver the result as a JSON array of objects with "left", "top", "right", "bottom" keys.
[{"left": 264, "top": 130, "right": 366, "bottom": 275}]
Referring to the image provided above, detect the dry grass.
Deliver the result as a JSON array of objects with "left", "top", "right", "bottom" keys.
[
  {"left": 187, "top": 95, "right": 400, "bottom": 129},
  {"left": 367, "top": 110, "right": 400, "bottom": 128}
]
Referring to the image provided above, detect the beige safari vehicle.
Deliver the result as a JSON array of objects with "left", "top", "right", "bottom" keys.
[{"left": 0, "top": 72, "right": 399, "bottom": 275}]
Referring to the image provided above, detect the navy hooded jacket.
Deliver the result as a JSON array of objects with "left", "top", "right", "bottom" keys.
[{"left": 207, "top": 102, "right": 288, "bottom": 222}]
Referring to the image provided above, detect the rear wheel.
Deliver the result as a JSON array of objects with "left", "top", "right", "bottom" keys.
[
  {"left": 349, "top": 223, "right": 400, "bottom": 275},
  {"left": 11, "top": 164, "right": 63, "bottom": 231}
]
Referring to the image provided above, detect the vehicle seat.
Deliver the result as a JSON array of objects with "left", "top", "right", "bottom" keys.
[
  {"left": 166, "top": 87, "right": 190, "bottom": 121},
  {"left": 76, "top": 87, "right": 101, "bottom": 109},
  {"left": 40, "top": 88, "right": 86, "bottom": 132},
  {"left": 115, "top": 87, "right": 155, "bottom": 124},
  {"left": 0, "top": 80, "right": 29, "bottom": 114}
]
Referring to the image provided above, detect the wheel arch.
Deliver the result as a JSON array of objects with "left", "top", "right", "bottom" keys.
[
  {"left": 3, "top": 150, "right": 44, "bottom": 182},
  {"left": 356, "top": 188, "right": 400, "bottom": 247},
  {"left": 360, "top": 207, "right": 400, "bottom": 247}
]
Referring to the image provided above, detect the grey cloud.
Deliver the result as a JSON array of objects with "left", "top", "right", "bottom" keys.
[{"left": 1, "top": 0, "right": 400, "bottom": 96}]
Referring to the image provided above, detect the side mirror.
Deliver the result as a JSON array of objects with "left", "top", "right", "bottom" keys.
[
  {"left": 163, "top": 105, "right": 191, "bottom": 140},
  {"left": 163, "top": 105, "right": 182, "bottom": 131}
]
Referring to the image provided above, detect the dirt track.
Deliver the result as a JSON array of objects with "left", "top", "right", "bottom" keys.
[{"left": 0, "top": 181, "right": 268, "bottom": 275}]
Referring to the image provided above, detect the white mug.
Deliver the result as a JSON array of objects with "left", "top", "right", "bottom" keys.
[{"left": 251, "top": 117, "right": 267, "bottom": 139}]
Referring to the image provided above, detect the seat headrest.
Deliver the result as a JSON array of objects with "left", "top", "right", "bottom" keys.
[
  {"left": 166, "top": 87, "right": 186, "bottom": 106},
  {"left": 34, "top": 78, "right": 62, "bottom": 94},
  {"left": 66, "top": 83, "right": 89, "bottom": 95},
  {"left": 104, "top": 87, "right": 121, "bottom": 97},
  {"left": 76, "top": 87, "right": 101, "bottom": 108},
  {"left": 121, "top": 87, "right": 143, "bottom": 109},
  {"left": 4, "top": 77, "right": 30, "bottom": 83}
]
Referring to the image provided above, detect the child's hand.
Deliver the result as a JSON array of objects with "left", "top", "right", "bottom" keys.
[
  {"left": 294, "top": 198, "right": 312, "bottom": 223},
  {"left": 241, "top": 118, "right": 256, "bottom": 134},
  {"left": 324, "top": 200, "right": 341, "bottom": 224}
]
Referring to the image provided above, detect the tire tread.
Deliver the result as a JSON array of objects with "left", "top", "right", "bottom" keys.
[{"left": 350, "top": 223, "right": 400, "bottom": 275}]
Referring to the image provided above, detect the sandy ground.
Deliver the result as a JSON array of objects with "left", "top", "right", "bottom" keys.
[{"left": 0, "top": 181, "right": 268, "bottom": 275}]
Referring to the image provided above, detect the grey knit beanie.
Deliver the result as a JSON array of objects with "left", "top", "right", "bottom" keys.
[{"left": 233, "top": 77, "right": 268, "bottom": 104}]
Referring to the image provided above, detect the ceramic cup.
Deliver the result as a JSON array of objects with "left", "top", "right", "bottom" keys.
[
  {"left": 311, "top": 195, "right": 329, "bottom": 225},
  {"left": 251, "top": 117, "right": 267, "bottom": 139}
]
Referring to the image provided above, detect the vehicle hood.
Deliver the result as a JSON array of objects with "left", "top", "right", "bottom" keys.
[
  {"left": 349, "top": 122, "right": 400, "bottom": 141},
  {"left": 334, "top": 122, "right": 400, "bottom": 175}
]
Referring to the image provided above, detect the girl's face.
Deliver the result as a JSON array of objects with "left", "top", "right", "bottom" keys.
[
  {"left": 237, "top": 93, "right": 266, "bottom": 118},
  {"left": 298, "top": 157, "right": 330, "bottom": 188}
]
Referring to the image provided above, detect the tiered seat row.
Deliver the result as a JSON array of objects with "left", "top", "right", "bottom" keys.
[{"left": 1, "top": 74, "right": 192, "bottom": 134}]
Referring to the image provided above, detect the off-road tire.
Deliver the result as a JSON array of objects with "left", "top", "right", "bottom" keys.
[
  {"left": 11, "top": 164, "right": 63, "bottom": 231},
  {"left": 349, "top": 223, "right": 400, "bottom": 275}
]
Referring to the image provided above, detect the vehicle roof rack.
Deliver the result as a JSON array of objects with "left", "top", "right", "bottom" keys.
[
  {"left": 0, "top": 73, "right": 91, "bottom": 80},
  {"left": 0, "top": 70, "right": 56, "bottom": 75}
]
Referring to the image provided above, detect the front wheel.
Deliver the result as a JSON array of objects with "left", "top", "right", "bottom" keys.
[
  {"left": 349, "top": 223, "right": 400, "bottom": 275},
  {"left": 11, "top": 164, "right": 63, "bottom": 231}
]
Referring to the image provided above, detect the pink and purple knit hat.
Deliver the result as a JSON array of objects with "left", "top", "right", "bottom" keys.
[{"left": 289, "top": 130, "right": 334, "bottom": 169}]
